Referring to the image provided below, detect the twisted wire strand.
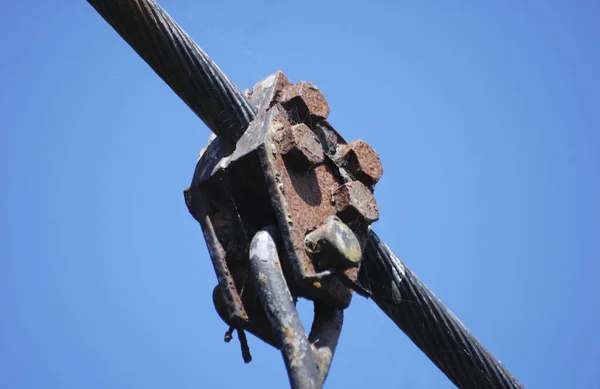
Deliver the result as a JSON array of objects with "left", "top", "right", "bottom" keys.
[
  {"left": 361, "top": 231, "right": 524, "bottom": 389},
  {"left": 87, "top": 0, "right": 255, "bottom": 145}
]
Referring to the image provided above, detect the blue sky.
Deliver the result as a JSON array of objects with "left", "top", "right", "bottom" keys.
[{"left": 1, "top": 1, "right": 599, "bottom": 388}]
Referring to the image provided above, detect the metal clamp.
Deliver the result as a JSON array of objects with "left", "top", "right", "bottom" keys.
[{"left": 184, "top": 71, "right": 384, "bottom": 388}]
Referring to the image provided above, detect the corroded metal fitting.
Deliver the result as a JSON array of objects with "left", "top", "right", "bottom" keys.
[
  {"left": 278, "top": 122, "right": 325, "bottom": 171},
  {"left": 333, "top": 140, "right": 383, "bottom": 187},
  {"left": 332, "top": 181, "right": 379, "bottom": 225},
  {"left": 184, "top": 70, "right": 384, "bottom": 361}
]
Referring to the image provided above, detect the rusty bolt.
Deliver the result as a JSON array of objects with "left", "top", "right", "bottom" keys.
[
  {"left": 250, "top": 71, "right": 292, "bottom": 114},
  {"left": 281, "top": 81, "right": 330, "bottom": 120},
  {"left": 332, "top": 181, "right": 379, "bottom": 224},
  {"left": 279, "top": 122, "right": 324, "bottom": 171},
  {"left": 334, "top": 140, "right": 383, "bottom": 187}
]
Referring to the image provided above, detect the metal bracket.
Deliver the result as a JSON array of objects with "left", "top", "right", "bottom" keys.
[{"left": 183, "top": 71, "right": 384, "bottom": 378}]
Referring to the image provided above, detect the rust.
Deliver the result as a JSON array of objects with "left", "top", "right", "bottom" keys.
[
  {"left": 332, "top": 181, "right": 379, "bottom": 224},
  {"left": 281, "top": 81, "right": 330, "bottom": 120},
  {"left": 184, "top": 70, "right": 383, "bottom": 361},
  {"left": 334, "top": 140, "right": 383, "bottom": 187},
  {"left": 278, "top": 123, "right": 324, "bottom": 171},
  {"left": 199, "top": 199, "right": 249, "bottom": 323},
  {"left": 272, "top": 150, "right": 357, "bottom": 307}
]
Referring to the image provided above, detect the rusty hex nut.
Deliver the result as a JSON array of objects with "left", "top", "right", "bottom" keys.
[
  {"left": 334, "top": 140, "right": 383, "bottom": 187},
  {"left": 332, "top": 181, "right": 379, "bottom": 224},
  {"left": 279, "top": 123, "right": 324, "bottom": 171},
  {"left": 281, "top": 81, "right": 330, "bottom": 120}
]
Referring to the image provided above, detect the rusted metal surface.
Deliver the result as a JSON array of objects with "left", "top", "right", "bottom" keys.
[
  {"left": 269, "top": 151, "right": 358, "bottom": 307},
  {"left": 332, "top": 181, "right": 380, "bottom": 225},
  {"left": 184, "top": 185, "right": 248, "bottom": 324},
  {"left": 278, "top": 123, "right": 325, "bottom": 171},
  {"left": 184, "top": 70, "right": 383, "bottom": 365},
  {"left": 280, "top": 81, "right": 331, "bottom": 120},
  {"left": 334, "top": 140, "right": 383, "bottom": 187}
]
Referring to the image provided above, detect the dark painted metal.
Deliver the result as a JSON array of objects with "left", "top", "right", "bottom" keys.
[{"left": 248, "top": 227, "right": 320, "bottom": 389}]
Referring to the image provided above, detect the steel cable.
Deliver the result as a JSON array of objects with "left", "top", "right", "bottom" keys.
[
  {"left": 87, "top": 0, "right": 255, "bottom": 146},
  {"left": 360, "top": 231, "right": 524, "bottom": 389}
]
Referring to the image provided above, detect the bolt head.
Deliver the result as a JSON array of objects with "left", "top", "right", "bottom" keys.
[
  {"left": 278, "top": 123, "right": 324, "bottom": 171},
  {"left": 281, "top": 81, "right": 330, "bottom": 121},
  {"left": 334, "top": 140, "right": 383, "bottom": 187},
  {"left": 332, "top": 181, "right": 379, "bottom": 224}
]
